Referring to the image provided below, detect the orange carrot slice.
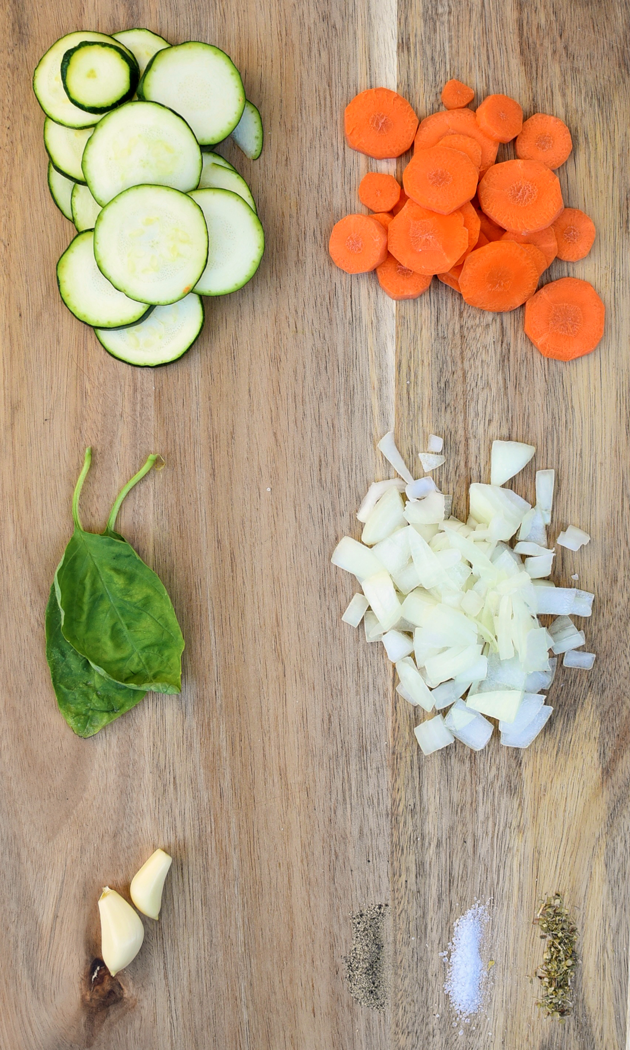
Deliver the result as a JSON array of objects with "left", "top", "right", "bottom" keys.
[
  {"left": 391, "top": 188, "right": 409, "bottom": 215},
  {"left": 329, "top": 214, "right": 388, "bottom": 273},
  {"left": 516, "top": 114, "right": 572, "bottom": 170},
  {"left": 501, "top": 227, "right": 558, "bottom": 267},
  {"left": 358, "top": 172, "right": 401, "bottom": 212},
  {"left": 437, "top": 133, "right": 482, "bottom": 169},
  {"left": 519, "top": 243, "right": 548, "bottom": 276},
  {"left": 441, "top": 79, "right": 474, "bottom": 110},
  {"left": 371, "top": 211, "right": 394, "bottom": 228},
  {"left": 473, "top": 204, "right": 504, "bottom": 242},
  {"left": 459, "top": 240, "right": 539, "bottom": 311},
  {"left": 376, "top": 253, "right": 432, "bottom": 300},
  {"left": 388, "top": 200, "right": 468, "bottom": 275},
  {"left": 524, "top": 277, "right": 605, "bottom": 359},
  {"left": 551, "top": 208, "right": 596, "bottom": 261},
  {"left": 476, "top": 94, "right": 523, "bottom": 143},
  {"left": 403, "top": 144, "right": 478, "bottom": 215},
  {"left": 478, "top": 159, "right": 563, "bottom": 233},
  {"left": 455, "top": 201, "right": 481, "bottom": 263},
  {"left": 476, "top": 230, "right": 490, "bottom": 248},
  {"left": 414, "top": 109, "right": 499, "bottom": 171},
  {"left": 437, "top": 264, "right": 463, "bottom": 292},
  {"left": 345, "top": 88, "right": 419, "bottom": 159}
]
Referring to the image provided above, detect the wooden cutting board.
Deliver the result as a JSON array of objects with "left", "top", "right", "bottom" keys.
[{"left": 1, "top": 1, "right": 628, "bottom": 1047}]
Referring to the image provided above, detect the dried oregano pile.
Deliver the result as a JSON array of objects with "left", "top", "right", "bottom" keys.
[{"left": 534, "top": 894, "right": 578, "bottom": 1019}]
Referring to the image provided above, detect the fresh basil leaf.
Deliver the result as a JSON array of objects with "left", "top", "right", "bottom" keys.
[{"left": 45, "top": 585, "right": 147, "bottom": 738}]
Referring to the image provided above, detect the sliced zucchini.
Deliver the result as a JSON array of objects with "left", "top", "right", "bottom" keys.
[
  {"left": 82, "top": 100, "right": 202, "bottom": 206},
  {"left": 139, "top": 42, "right": 245, "bottom": 145},
  {"left": 57, "top": 230, "right": 151, "bottom": 327},
  {"left": 44, "top": 119, "right": 92, "bottom": 183},
  {"left": 113, "top": 29, "right": 170, "bottom": 76},
  {"left": 197, "top": 154, "right": 257, "bottom": 212},
  {"left": 94, "top": 185, "right": 208, "bottom": 305},
  {"left": 48, "top": 162, "right": 74, "bottom": 220},
  {"left": 95, "top": 293, "right": 203, "bottom": 366},
  {"left": 33, "top": 31, "right": 133, "bottom": 128},
  {"left": 189, "top": 188, "right": 264, "bottom": 296},
  {"left": 71, "top": 183, "right": 102, "bottom": 231},
  {"left": 231, "top": 100, "right": 263, "bottom": 160},
  {"left": 61, "top": 42, "right": 139, "bottom": 114}
]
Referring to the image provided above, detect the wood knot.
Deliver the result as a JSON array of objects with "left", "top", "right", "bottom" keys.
[{"left": 83, "top": 959, "right": 125, "bottom": 1012}]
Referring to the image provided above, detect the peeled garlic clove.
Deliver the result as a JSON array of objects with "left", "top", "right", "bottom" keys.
[
  {"left": 130, "top": 848, "right": 173, "bottom": 919},
  {"left": 98, "top": 887, "right": 144, "bottom": 976}
]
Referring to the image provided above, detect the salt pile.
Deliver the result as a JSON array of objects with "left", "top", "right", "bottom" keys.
[{"left": 442, "top": 900, "right": 491, "bottom": 1020}]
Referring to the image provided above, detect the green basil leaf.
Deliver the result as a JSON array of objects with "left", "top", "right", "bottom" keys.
[
  {"left": 45, "top": 585, "right": 147, "bottom": 738},
  {"left": 55, "top": 529, "right": 184, "bottom": 693}
]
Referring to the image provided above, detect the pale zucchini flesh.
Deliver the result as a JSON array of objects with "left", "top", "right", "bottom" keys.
[
  {"left": 33, "top": 31, "right": 133, "bottom": 128},
  {"left": 200, "top": 150, "right": 236, "bottom": 171},
  {"left": 94, "top": 184, "right": 209, "bottom": 305},
  {"left": 189, "top": 188, "right": 264, "bottom": 295},
  {"left": 71, "top": 183, "right": 102, "bottom": 231},
  {"left": 231, "top": 100, "right": 263, "bottom": 160},
  {"left": 82, "top": 100, "right": 202, "bottom": 206},
  {"left": 57, "top": 230, "right": 151, "bottom": 327},
  {"left": 112, "top": 28, "right": 170, "bottom": 76},
  {"left": 48, "top": 162, "right": 74, "bottom": 220},
  {"left": 44, "top": 119, "right": 92, "bottom": 183},
  {"left": 61, "top": 42, "right": 139, "bottom": 113},
  {"left": 197, "top": 155, "right": 257, "bottom": 211},
  {"left": 95, "top": 293, "right": 204, "bottom": 366},
  {"left": 139, "top": 42, "right": 245, "bottom": 145}
]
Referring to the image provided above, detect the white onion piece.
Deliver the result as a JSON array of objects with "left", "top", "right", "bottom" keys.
[
  {"left": 467, "top": 689, "right": 523, "bottom": 722},
  {"left": 498, "top": 692, "right": 545, "bottom": 733},
  {"left": 490, "top": 440, "right": 536, "bottom": 486},
  {"left": 469, "top": 484, "right": 531, "bottom": 540},
  {"left": 364, "top": 610, "right": 384, "bottom": 642},
  {"left": 427, "top": 434, "right": 443, "bottom": 453},
  {"left": 396, "top": 657, "right": 434, "bottom": 711},
  {"left": 407, "top": 528, "right": 447, "bottom": 589},
  {"left": 425, "top": 644, "right": 483, "bottom": 687},
  {"left": 400, "top": 588, "right": 437, "bottom": 626},
  {"left": 447, "top": 705, "right": 494, "bottom": 750},
  {"left": 460, "top": 590, "right": 483, "bottom": 617},
  {"left": 431, "top": 678, "right": 469, "bottom": 710},
  {"left": 414, "top": 715, "right": 454, "bottom": 755},
  {"left": 377, "top": 431, "right": 414, "bottom": 484},
  {"left": 563, "top": 650, "right": 595, "bottom": 669},
  {"left": 533, "top": 586, "right": 577, "bottom": 616},
  {"left": 475, "top": 653, "right": 527, "bottom": 693},
  {"left": 405, "top": 476, "right": 438, "bottom": 500},
  {"left": 454, "top": 655, "right": 488, "bottom": 686},
  {"left": 514, "top": 541, "right": 551, "bottom": 556},
  {"left": 556, "top": 525, "right": 590, "bottom": 551},
  {"left": 536, "top": 470, "right": 555, "bottom": 524},
  {"left": 362, "top": 571, "right": 401, "bottom": 632},
  {"left": 414, "top": 630, "right": 445, "bottom": 668},
  {"left": 332, "top": 537, "right": 384, "bottom": 581},
  {"left": 525, "top": 658, "right": 556, "bottom": 692},
  {"left": 357, "top": 478, "right": 406, "bottom": 523},
  {"left": 524, "top": 552, "right": 555, "bottom": 578},
  {"left": 444, "top": 699, "right": 476, "bottom": 731},
  {"left": 396, "top": 682, "right": 416, "bottom": 704},
  {"left": 372, "top": 528, "right": 411, "bottom": 576},
  {"left": 382, "top": 629, "right": 415, "bottom": 662},
  {"left": 392, "top": 562, "right": 422, "bottom": 595},
  {"left": 419, "top": 452, "right": 445, "bottom": 472},
  {"left": 572, "top": 590, "right": 594, "bottom": 617},
  {"left": 501, "top": 705, "right": 552, "bottom": 748},
  {"left": 552, "top": 630, "right": 585, "bottom": 655},
  {"left": 361, "top": 486, "right": 407, "bottom": 545},
  {"left": 342, "top": 593, "right": 369, "bottom": 627},
  {"left": 518, "top": 507, "right": 547, "bottom": 546},
  {"left": 404, "top": 491, "right": 446, "bottom": 525}
]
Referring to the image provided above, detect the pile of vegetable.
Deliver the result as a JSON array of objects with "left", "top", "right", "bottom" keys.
[
  {"left": 332, "top": 434, "right": 595, "bottom": 754},
  {"left": 330, "top": 80, "right": 605, "bottom": 361},
  {"left": 35, "top": 29, "right": 264, "bottom": 367},
  {"left": 46, "top": 449, "right": 184, "bottom": 736}
]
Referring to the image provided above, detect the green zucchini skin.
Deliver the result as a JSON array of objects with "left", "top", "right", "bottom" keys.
[{"left": 61, "top": 42, "right": 139, "bottom": 114}]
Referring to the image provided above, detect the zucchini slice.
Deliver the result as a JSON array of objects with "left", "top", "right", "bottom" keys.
[
  {"left": 197, "top": 154, "right": 257, "bottom": 212},
  {"left": 112, "top": 29, "right": 170, "bottom": 76},
  {"left": 189, "top": 188, "right": 264, "bottom": 296},
  {"left": 139, "top": 42, "right": 245, "bottom": 145},
  {"left": 33, "top": 31, "right": 133, "bottom": 128},
  {"left": 48, "top": 162, "right": 74, "bottom": 220},
  {"left": 95, "top": 293, "right": 204, "bottom": 366},
  {"left": 57, "top": 230, "right": 151, "bottom": 327},
  {"left": 44, "top": 119, "right": 92, "bottom": 183},
  {"left": 94, "top": 185, "right": 208, "bottom": 305},
  {"left": 71, "top": 183, "right": 102, "bottom": 231},
  {"left": 61, "top": 42, "right": 139, "bottom": 114},
  {"left": 82, "top": 100, "right": 202, "bottom": 206},
  {"left": 231, "top": 100, "right": 263, "bottom": 160}
]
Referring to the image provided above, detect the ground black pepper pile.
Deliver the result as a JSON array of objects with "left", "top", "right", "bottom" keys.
[{"left": 343, "top": 903, "right": 390, "bottom": 1010}]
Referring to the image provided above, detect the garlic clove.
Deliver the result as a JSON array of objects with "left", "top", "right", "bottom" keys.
[
  {"left": 130, "top": 848, "right": 173, "bottom": 919},
  {"left": 98, "top": 887, "right": 144, "bottom": 976}
]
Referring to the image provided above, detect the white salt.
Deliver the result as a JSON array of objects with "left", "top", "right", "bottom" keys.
[{"left": 442, "top": 901, "right": 490, "bottom": 1019}]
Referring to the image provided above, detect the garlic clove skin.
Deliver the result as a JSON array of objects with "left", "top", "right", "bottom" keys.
[
  {"left": 130, "top": 848, "right": 173, "bottom": 920},
  {"left": 98, "top": 887, "right": 144, "bottom": 976}
]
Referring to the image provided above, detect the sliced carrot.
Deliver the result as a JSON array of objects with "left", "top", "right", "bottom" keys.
[
  {"left": 473, "top": 204, "right": 504, "bottom": 242},
  {"left": 329, "top": 214, "right": 388, "bottom": 273},
  {"left": 441, "top": 79, "right": 474, "bottom": 110},
  {"left": 459, "top": 240, "right": 539, "bottom": 311},
  {"left": 551, "top": 208, "right": 596, "bottom": 261},
  {"left": 414, "top": 109, "right": 498, "bottom": 171},
  {"left": 501, "top": 227, "right": 558, "bottom": 267},
  {"left": 391, "top": 188, "right": 409, "bottom": 215},
  {"left": 345, "top": 88, "right": 418, "bottom": 159},
  {"left": 475, "top": 94, "right": 523, "bottom": 143},
  {"left": 376, "top": 253, "right": 432, "bottom": 300},
  {"left": 403, "top": 144, "right": 478, "bottom": 215},
  {"left": 478, "top": 159, "right": 563, "bottom": 233},
  {"left": 519, "top": 243, "right": 548, "bottom": 276},
  {"left": 358, "top": 172, "right": 401, "bottom": 212},
  {"left": 476, "top": 230, "right": 490, "bottom": 248},
  {"left": 388, "top": 200, "right": 468, "bottom": 275},
  {"left": 524, "top": 277, "right": 605, "bottom": 359},
  {"left": 516, "top": 114, "right": 572, "bottom": 170},
  {"left": 437, "top": 264, "right": 463, "bottom": 292},
  {"left": 455, "top": 200, "right": 481, "bottom": 263},
  {"left": 371, "top": 211, "right": 394, "bottom": 228},
  {"left": 437, "top": 133, "right": 482, "bottom": 169}
]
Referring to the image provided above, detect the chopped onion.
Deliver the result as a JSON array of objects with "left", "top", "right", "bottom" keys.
[
  {"left": 446, "top": 702, "right": 494, "bottom": 750},
  {"left": 469, "top": 484, "right": 531, "bottom": 541},
  {"left": 405, "top": 476, "right": 438, "bottom": 500},
  {"left": 372, "top": 528, "right": 412, "bottom": 576},
  {"left": 382, "top": 629, "right": 415, "bottom": 662},
  {"left": 392, "top": 562, "right": 423, "bottom": 595},
  {"left": 414, "top": 715, "right": 454, "bottom": 755},
  {"left": 466, "top": 689, "right": 524, "bottom": 723},
  {"left": 444, "top": 699, "right": 477, "bottom": 731},
  {"left": 514, "top": 541, "right": 551, "bottom": 556},
  {"left": 501, "top": 705, "right": 552, "bottom": 748},
  {"left": 524, "top": 552, "right": 555, "bottom": 578},
  {"left": 425, "top": 644, "right": 483, "bottom": 687},
  {"left": 572, "top": 590, "right": 594, "bottom": 617},
  {"left": 396, "top": 682, "right": 416, "bottom": 704},
  {"left": 525, "top": 658, "right": 556, "bottom": 692},
  {"left": 427, "top": 434, "right": 444, "bottom": 453},
  {"left": 563, "top": 650, "right": 596, "bottom": 669},
  {"left": 377, "top": 432, "right": 414, "bottom": 485},
  {"left": 419, "top": 452, "right": 446, "bottom": 472},
  {"left": 490, "top": 440, "right": 536, "bottom": 486},
  {"left": 536, "top": 470, "right": 555, "bottom": 524},
  {"left": 396, "top": 657, "right": 434, "bottom": 711},
  {"left": 400, "top": 588, "right": 437, "bottom": 626},
  {"left": 533, "top": 585, "right": 577, "bottom": 616},
  {"left": 357, "top": 478, "right": 406, "bottom": 523},
  {"left": 460, "top": 590, "right": 483, "bottom": 617},
  {"left": 331, "top": 537, "right": 384, "bottom": 581},
  {"left": 404, "top": 491, "right": 446, "bottom": 525},
  {"left": 556, "top": 525, "right": 590, "bottom": 551},
  {"left": 431, "top": 678, "right": 469, "bottom": 710},
  {"left": 342, "top": 593, "right": 369, "bottom": 627},
  {"left": 364, "top": 610, "right": 384, "bottom": 642},
  {"left": 518, "top": 506, "right": 547, "bottom": 546},
  {"left": 361, "top": 486, "right": 407, "bottom": 546},
  {"left": 498, "top": 692, "right": 545, "bottom": 734},
  {"left": 361, "top": 571, "right": 401, "bottom": 632}
]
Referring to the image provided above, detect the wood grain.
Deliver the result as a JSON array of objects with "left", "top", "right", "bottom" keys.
[{"left": 0, "top": 0, "right": 628, "bottom": 1047}]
